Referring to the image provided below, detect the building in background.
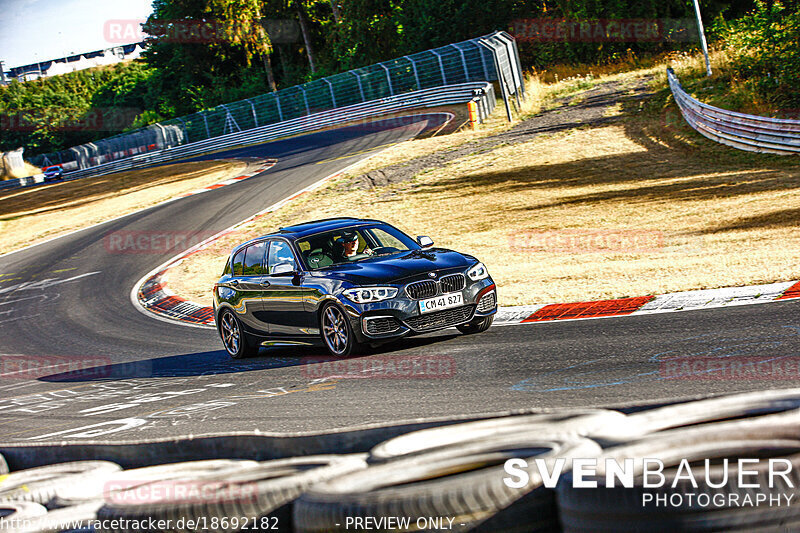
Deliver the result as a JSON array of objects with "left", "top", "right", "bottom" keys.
[{"left": 1, "top": 43, "right": 146, "bottom": 83}]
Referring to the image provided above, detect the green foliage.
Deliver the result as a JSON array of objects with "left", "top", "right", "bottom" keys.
[
  {"left": 712, "top": 1, "right": 800, "bottom": 108},
  {"left": 0, "top": 62, "right": 156, "bottom": 154}
]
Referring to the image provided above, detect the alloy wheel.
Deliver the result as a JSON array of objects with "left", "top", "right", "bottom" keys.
[
  {"left": 220, "top": 312, "right": 240, "bottom": 355},
  {"left": 322, "top": 305, "right": 349, "bottom": 356}
]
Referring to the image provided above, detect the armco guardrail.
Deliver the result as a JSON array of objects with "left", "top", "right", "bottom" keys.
[
  {"left": 54, "top": 82, "right": 495, "bottom": 181},
  {"left": 32, "top": 31, "right": 520, "bottom": 171},
  {"left": 668, "top": 67, "right": 800, "bottom": 155}
]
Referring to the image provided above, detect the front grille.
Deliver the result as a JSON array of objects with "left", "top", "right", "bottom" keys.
[
  {"left": 406, "top": 280, "right": 437, "bottom": 300},
  {"left": 363, "top": 316, "right": 402, "bottom": 336},
  {"left": 405, "top": 306, "right": 474, "bottom": 332},
  {"left": 440, "top": 274, "right": 465, "bottom": 294},
  {"left": 477, "top": 290, "right": 497, "bottom": 312}
]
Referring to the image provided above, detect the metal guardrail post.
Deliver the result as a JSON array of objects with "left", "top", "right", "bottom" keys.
[
  {"left": 451, "top": 44, "right": 469, "bottom": 82},
  {"left": 202, "top": 114, "right": 211, "bottom": 139},
  {"left": 299, "top": 86, "right": 311, "bottom": 115},
  {"left": 245, "top": 99, "right": 259, "bottom": 128},
  {"left": 176, "top": 117, "right": 188, "bottom": 144},
  {"left": 351, "top": 71, "right": 366, "bottom": 102},
  {"left": 379, "top": 63, "right": 394, "bottom": 96},
  {"left": 275, "top": 93, "right": 284, "bottom": 121},
  {"left": 404, "top": 56, "right": 421, "bottom": 90},
  {"left": 323, "top": 79, "right": 337, "bottom": 108},
  {"left": 430, "top": 50, "right": 448, "bottom": 85}
]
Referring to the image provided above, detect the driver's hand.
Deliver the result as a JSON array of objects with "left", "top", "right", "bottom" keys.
[{"left": 364, "top": 248, "right": 374, "bottom": 256}]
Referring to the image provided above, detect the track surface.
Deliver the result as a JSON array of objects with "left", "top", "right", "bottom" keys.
[{"left": 0, "top": 121, "right": 798, "bottom": 444}]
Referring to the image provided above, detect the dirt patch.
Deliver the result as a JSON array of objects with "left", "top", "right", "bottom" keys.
[
  {"left": 0, "top": 160, "right": 250, "bottom": 255},
  {"left": 350, "top": 78, "right": 653, "bottom": 190}
]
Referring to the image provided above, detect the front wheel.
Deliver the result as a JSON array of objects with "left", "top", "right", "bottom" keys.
[
  {"left": 320, "top": 303, "right": 361, "bottom": 357},
  {"left": 219, "top": 309, "right": 260, "bottom": 359},
  {"left": 456, "top": 315, "right": 494, "bottom": 335}
]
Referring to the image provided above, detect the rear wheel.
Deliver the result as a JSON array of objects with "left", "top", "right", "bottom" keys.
[
  {"left": 219, "top": 309, "right": 260, "bottom": 359},
  {"left": 320, "top": 303, "right": 360, "bottom": 357},
  {"left": 457, "top": 315, "right": 494, "bottom": 334}
]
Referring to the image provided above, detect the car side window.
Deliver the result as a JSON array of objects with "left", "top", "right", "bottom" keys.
[
  {"left": 232, "top": 249, "right": 245, "bottom": 276},
  {"left": 267, "top": 240, "right": 297, "bottom": 274},
  {"left": 243, "top": 241, "right": 267, "bottom": 276}
]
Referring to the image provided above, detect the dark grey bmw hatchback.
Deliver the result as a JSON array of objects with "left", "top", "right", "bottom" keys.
[{"left": 213, "top": 218, "right": 497, "bottom": 358}]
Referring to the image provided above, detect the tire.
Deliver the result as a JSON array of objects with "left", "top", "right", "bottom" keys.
[
  {"left": 320, "top": 303, "right": 361, "bottom": 357},
  {"left": 591, "top": 388, "right": 800, "bottom": 445},
  {"left": 369, "top": 409, "right": 626, "bottom": 463},
  {"left": 0, "top": 461, "right": 121, "bottom": 507},
  {"left": 293, "top": 438, "right": 601, "bottom": 533},
  {"left": 53, "top": 459, "right": 260, "bottom": 508},
  {"left": 0, "top": 502, "right": 48, "bottom": 527},
  {"left": 456, "top": 315, "right": 493, "bottom": 334},
  {"left": 16, "top": 501, "right": 103, "bottom": 532},
  {"left": 218, "top": 309, "right": 260, "bottom": 359},
  {"left": 96, "top": 455, "right": 367, "bottom": 533},
  {"left": 557, "top": 438, "right": 800, "bottom": 532}
]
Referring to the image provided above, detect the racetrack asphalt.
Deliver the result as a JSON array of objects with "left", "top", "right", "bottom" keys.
[{"left": 0, "top": 119, "right": 799, "bottom": 444}]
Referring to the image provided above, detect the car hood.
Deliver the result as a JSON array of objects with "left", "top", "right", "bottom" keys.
[{"left": 320, "top": 248, "right": 476, "bottom": 284}]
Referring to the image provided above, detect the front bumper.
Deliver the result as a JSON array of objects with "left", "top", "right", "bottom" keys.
[{"left": 340, "top": 277, "right": 497, "bottom": 343}]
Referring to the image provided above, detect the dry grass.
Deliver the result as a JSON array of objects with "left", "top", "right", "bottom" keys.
[
  {"left": 171, "top": 56, "right": 800, "bottom": 307},
  {"left": 0, "top": 160, "right": 247, "bottom": 255}
]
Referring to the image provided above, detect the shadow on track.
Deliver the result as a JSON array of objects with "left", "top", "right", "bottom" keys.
[{"left": 36, "top": 333, "right": 461, "bottom": 382}]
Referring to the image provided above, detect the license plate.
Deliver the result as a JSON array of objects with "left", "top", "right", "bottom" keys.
[{"left": 419, "top": 292, "right": 463, "bottom": 314}]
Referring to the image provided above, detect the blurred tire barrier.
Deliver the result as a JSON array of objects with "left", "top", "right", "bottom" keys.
[
  {"left": 0, "top": 501, "right": 48, "bottom": 528},
  {"left": 557, "top": 438, "right": 800, "bottom": 532},
  {"left": 293, "top": 438, "right": 600, "bottom": 533},
  {"left": 1, "top": 392, "right": 800, "bottom": 531},
  {"left": 0, "top": 461, "right": 121, "bottom": 506},
  {"left": 0, "top": 452, "right": 8, "bottom": 475},
  {"left": 667, "top": 67, "right": 800, "bottom": 155},
  {"left": 13, "top": 502, "right": 103, "bottom": 533},
  {"left": 591, "top": 388, "right": 800, "bottom": 445},
  {"left": 95, "top": 455, "right": 366, "bottom": 533},
  {"left": 52, "top": 459, "right": 261, "bottom": 508},
  {"left": 369, "top": 409, "right": 625, "bottom": 463}
]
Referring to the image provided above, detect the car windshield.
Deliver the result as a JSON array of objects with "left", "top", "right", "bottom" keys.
[{"left": 296, "top": 224, "right": 420, "bottom": 270}]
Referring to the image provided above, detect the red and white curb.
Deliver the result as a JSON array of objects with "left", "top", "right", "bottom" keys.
[
  {"left": 493, "top": 280, "right": 800, "bottom": 325},
  {"left": 176, "top": 159, "right": 277, "bottom": 198}
]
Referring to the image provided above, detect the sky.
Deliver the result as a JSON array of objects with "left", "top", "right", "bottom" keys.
[{"left": 0, "top": 0, "right": 153, "bottom": 68}]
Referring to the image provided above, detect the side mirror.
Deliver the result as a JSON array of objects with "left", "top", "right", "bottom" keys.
[
  {"left": 416, "top": 236, "right": 434, "bottom": 249},
  {"left": 271, "top": 263, "right": 296, "bottom": 276}
]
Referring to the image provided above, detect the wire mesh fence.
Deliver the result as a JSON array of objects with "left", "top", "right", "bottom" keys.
[{"left": 31, "top": 31, "right": 523, "bottom": 171}]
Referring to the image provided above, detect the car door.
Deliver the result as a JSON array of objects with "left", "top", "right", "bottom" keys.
[
  {"left": 229, "top": 240, "right": 271, "bottom": 334},
  {"left": 260, "top": 239, "right": 314, "bottom": 337}
]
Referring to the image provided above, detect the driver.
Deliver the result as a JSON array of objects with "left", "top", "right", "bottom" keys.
[{"left": 336, "top": 231, "right": 372, "bottom": 261}]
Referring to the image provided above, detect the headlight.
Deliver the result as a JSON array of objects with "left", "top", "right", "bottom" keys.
[
  {"left": 467, "top": 262, "right": 489, "bottom": 281},
  {"left": 343, "top": 287, "right": 398, "bottom": 304}
]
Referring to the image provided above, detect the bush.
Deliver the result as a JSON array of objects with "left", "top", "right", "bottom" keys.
[{"left": 713, "top": 1, "right": 800, "bottom": 109}]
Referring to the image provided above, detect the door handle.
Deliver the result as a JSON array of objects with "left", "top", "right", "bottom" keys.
[
  {"left": 230, "top": 279, "right": 240, "bottom": 287},
  {"left": 260, "top": 281, "right": 271, "bottom": 288}
]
